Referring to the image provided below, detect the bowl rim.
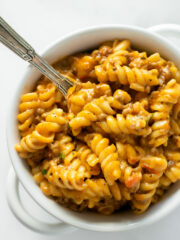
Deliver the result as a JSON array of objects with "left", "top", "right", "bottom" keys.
[{"left": 6, "top": 24, "right": 180, "bottom": 232}]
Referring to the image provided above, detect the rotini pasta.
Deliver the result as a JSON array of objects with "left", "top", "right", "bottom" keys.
[
  {"left": 17, "top": 92, "right": 39, "bottom": 136},
  {"left": 69, "top": 89, "right": 131, "bottom": 135},
  {"left": 95, "top": 102, "right": 152, "bottom": 136},
  {"left": 131, "top": 154, "right": 167, "bottom": 213},
  {"left": 116, "top": 142, "right": 142, "bottom": 191},
  {"left": 67, "top": 82, "right": 112, "bottom": 114},
  {"left": 15, "top": 39, "right": 180, "bottom": 215},
  {"left": 83, "top": 133, "right": 121, "bottom": 186},
  {"left": 95, "top": 64, "right": 159, "bottom": 92},
  {"left": 15, "top": 108, "right": 66, "bottom": 153},
  {"left": 147, "top": 79, "right": 180, "bottom": 147},
  {"left": 37, "top": 81, "right": 57, "bottom": 109}
]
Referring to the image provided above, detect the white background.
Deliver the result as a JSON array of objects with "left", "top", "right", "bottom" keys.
[{"left": 1, "top": 0, "right": 180, "bottom": 239}]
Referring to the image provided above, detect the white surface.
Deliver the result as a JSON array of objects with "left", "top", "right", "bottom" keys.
[{"left": 1, "top": 0, "right": 180, "bottom": 239}]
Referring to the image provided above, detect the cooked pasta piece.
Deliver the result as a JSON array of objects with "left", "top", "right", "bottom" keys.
[
  {"left": 96, "top": 198, "right": 126, "bottom": 215},
  {"left": 21, "top": 150, "right": 45, "bottom": 168},
  {"left": 91, "top": 39, "right": 130, "bottom": 65},
  {"left": 112, "top": 40, "right": 131, "bottom": 51},
  {"left": 84, "top": 133, "right": 121, "bottom": 186},
  {"left": 17, "top": 92, "right": 39, "bottom": 136},
  {"left": 128, "top": 51, "right": 148, "bottom": 69},
  {"left": 131, "top": 154, "right": 167, "bottom": 213},
  {"left": 131, "top": 172, "right": 161, "bottom": 213},
  {"left": 147, "top": 53, "right": 180, "bottom": 83},
  {"left": 76, "top": 143, "right": 100, "bottom": 175},
  {"left": 116, "top": 141, "right": 144, "bottom": 165},
  {"left": 40, "top": 179, "right": 63, "bottom": 197},
  {"left": 164, "top": 149, "right": 180, "bottom": 183},
  {"left": 69, "top": 90, "right": 131, "bottom": 135},
  {"left": 148, "top": 79, "right": 180, "bottom": 147},
  {"left": 152, "top": 173, "right": 173, "bottom": 203},
  {"left": 72, "top": 55, "right": 96, "bottom": 79},
  {"left": 151, "top": 144, "right": 180, "bottom": 202},
  {"left": 15, "top": 108, "right": 66, "bottom": 153},
  {"left": 96, "top": 102, "right": 152, "bottom": 136},
  {"left": 152, "top": 142, "right": 180, "bottom": 202},
  {"left": 81, "top": 179, "right": 112, "bottom": 206},
  {"left": 38, "top": 155, "right": 89, "bottom": 192},
  {"left": 116, "top": 142, "right": 142, "bottom": 191},
  {"left": 95, "top": 64, "right": 159, "bottom": 92},
  {"left": 67, "top": 82, "right": 112, "bottom": 114},
  {"left": 37, "top": 81, "right": 57, "bottom": 109},
  {"left": 46, "top": 161, "right": 88, "bottom": 191},
  {"left": 171, "top": 100, "right": 180, "bottom": 137},
  {"left": 41, "top": 178, "right": 112, "bottom": 208}
]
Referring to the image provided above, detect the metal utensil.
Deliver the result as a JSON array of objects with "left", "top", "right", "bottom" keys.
[{"left": 0, "top": 16, "right": 74, "bottom": 96}]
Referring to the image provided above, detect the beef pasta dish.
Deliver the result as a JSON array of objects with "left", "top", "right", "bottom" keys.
[{"left": 15, "top": 40, "right": 180, "bottom": 214}]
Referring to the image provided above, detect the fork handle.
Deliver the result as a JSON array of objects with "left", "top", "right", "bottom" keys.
[
  {"left": 0, "top": 16, "right": 73, "bottom": 96},
  {"left": 0, "top": 17, "right": 36, "bottom": 61}
]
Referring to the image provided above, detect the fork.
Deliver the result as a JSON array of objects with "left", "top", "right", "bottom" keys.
[{"left": 0, "top": 16, "right": 74, "bottom": 97}]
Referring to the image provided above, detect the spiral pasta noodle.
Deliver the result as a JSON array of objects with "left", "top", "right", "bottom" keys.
[
  {"left": 147, "top": 53, "right": 180, "bottom": 83},
  {"left": 40, "top": 178, "right": 111, "bottom": 207},
  {"left": 96, "top": 102, "right": 152, "bottom": 136},
  {"left": 95, "top": 64, "right": 159, "bottom": 92},
  {"left": 83, "top": 133, "right": 121, "bottom": 186},
  {"left": 164, "top": 149, "right": 180, "bottom": 183},
  {"left": 131, "top": 154, "right": 167, "bottom": 213},
  {"left": 37, "top": 81, "right": 57, "bottom": 109},
  {"left": 49, "top": 133, "right": 100, "bottom": 177},
  {"left": 116, "top": 142, "right": 142, "bottom": 191},
  {"left": 148, "top": 79, "right": 180, "bottom": 147},
  {"left": 153, "top": 143, "right": 180, "bottom": 202},
  {"left": 76, "top": 143, "right": 100, "bottom": 175},
  {"left": 37, "top": 151, "right": 89, "bottom": 192},
  {"left": 69, "top": 89, "right": 131, "bottom": 135},
  {"left": 152, "top": 175, "right": 172, "bottom": 203},
  {"left": 72, "top": 55, "right": 96, "bottom": 79},
  {"left": 67, "top": 82, "right": 112, "bottom": 114},
  {"left": 15, "top": 108, "right": 66, "bottom": 153},
  {"left": 17, "top": 92, "right": 39, "bottom": 136},
  {"left": 46, "top": 161, "right": 88, "bottom": 191}
]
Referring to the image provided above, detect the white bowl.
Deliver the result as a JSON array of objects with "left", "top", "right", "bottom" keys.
[{"left": 7, "top": 25, "right": 180, "bottom": 233}]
